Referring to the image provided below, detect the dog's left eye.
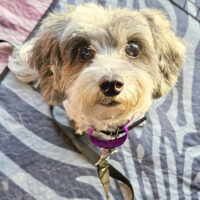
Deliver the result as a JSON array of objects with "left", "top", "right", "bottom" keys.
[
  {"left": 125, "top": 41, "right": 140, "bottom": 58},
  {"left": 78, "top": 46, "right": 92, "bottom": 60}
]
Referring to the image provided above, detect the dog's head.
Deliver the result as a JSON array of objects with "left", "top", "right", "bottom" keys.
[{"left": 28, "top": 3, "right": 185, "bottom": 127}]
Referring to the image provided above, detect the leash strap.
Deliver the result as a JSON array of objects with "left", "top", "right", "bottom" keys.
[{"left": 50, "top": 106, "right": 137, "bottom": 199}]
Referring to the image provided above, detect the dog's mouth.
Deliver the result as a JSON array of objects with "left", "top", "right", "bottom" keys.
[
  {"left": 94, "top": 98, "right": 124, "bottom": 120},
  {"left": 100, "top": 100, "right": 120, "bottom": 107}
]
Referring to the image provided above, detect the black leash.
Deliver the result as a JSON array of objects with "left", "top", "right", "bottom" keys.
[{"left": 50, "top": 106, "right": 147, "bottom": 200}]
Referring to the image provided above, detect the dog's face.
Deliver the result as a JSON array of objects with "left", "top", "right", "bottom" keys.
[{"left": 28, "top": 3, "right": 185, "bottom": 130}]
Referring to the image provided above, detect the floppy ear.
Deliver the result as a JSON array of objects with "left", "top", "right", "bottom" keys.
[
  {"left": 141, "top": 9, "right": 186, "bottom": 98},
  {"left": 28, "top": 13, "right": 69, "bottom": 105}
]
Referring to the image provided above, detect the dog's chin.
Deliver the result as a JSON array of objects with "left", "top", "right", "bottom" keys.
[{"left": 92, "top": 101, "right": 125, "bottom": 120}]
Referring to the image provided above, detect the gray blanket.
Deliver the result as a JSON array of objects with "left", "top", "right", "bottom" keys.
[{"left": 0, "top": 0, "right": 200, "bottom": 199}]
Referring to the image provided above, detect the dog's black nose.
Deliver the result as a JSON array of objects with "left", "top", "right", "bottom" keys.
[{"left": 99, "top": 80, "right": 124, "bottom": 96}]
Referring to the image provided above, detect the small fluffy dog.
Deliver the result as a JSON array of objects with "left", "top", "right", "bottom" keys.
[{"left": 9, "top": 3, "right": 185, "bottom": 135}]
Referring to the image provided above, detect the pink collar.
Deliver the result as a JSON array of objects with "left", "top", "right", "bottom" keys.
[{"left": 88, "top": 116, "right": 146, "bottom": 149}]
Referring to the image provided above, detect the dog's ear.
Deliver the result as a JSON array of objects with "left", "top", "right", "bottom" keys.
[
  {"left": 28, "top": 15, "right": 68, "bottom": 105},
  {"left": 141, "top": 9, "right": 186, "bottom": 98}
]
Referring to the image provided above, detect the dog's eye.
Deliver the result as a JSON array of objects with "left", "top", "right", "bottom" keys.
[
  {"left": 78, "top": 46, "right": 92, "bottom": 60},
  {"left": 125, "top": 41, "right": 140, "bottom": 58}
]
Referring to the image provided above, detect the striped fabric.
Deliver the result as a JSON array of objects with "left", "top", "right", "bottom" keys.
[
  {"left": 0, "top": 0, "right": 200, "bottom": 200},
  {"left": 0, "top": 0, "right": 53, "bottom": 74}
]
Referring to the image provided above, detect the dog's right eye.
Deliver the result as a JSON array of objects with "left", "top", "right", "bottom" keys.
[{"left": 78, "top": 46, "right": 92, "bottom": 60}]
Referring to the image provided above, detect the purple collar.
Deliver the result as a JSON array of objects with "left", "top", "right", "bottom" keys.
[{"left": 88, "top": 116, "right": 146, "bottom": 149}]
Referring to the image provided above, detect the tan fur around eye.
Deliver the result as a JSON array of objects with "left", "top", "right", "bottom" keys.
[{"left": 28, "top": 31, "right": 65, "bottom": 105}]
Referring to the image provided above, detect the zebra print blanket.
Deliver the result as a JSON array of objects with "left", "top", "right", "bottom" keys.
[{"left": 0, "top": 0, "right": 200, "bottom": 199}]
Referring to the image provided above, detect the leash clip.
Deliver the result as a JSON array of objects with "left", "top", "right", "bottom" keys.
[{"left": 95, "top": 148, "right": 118, "bottom": 166}]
